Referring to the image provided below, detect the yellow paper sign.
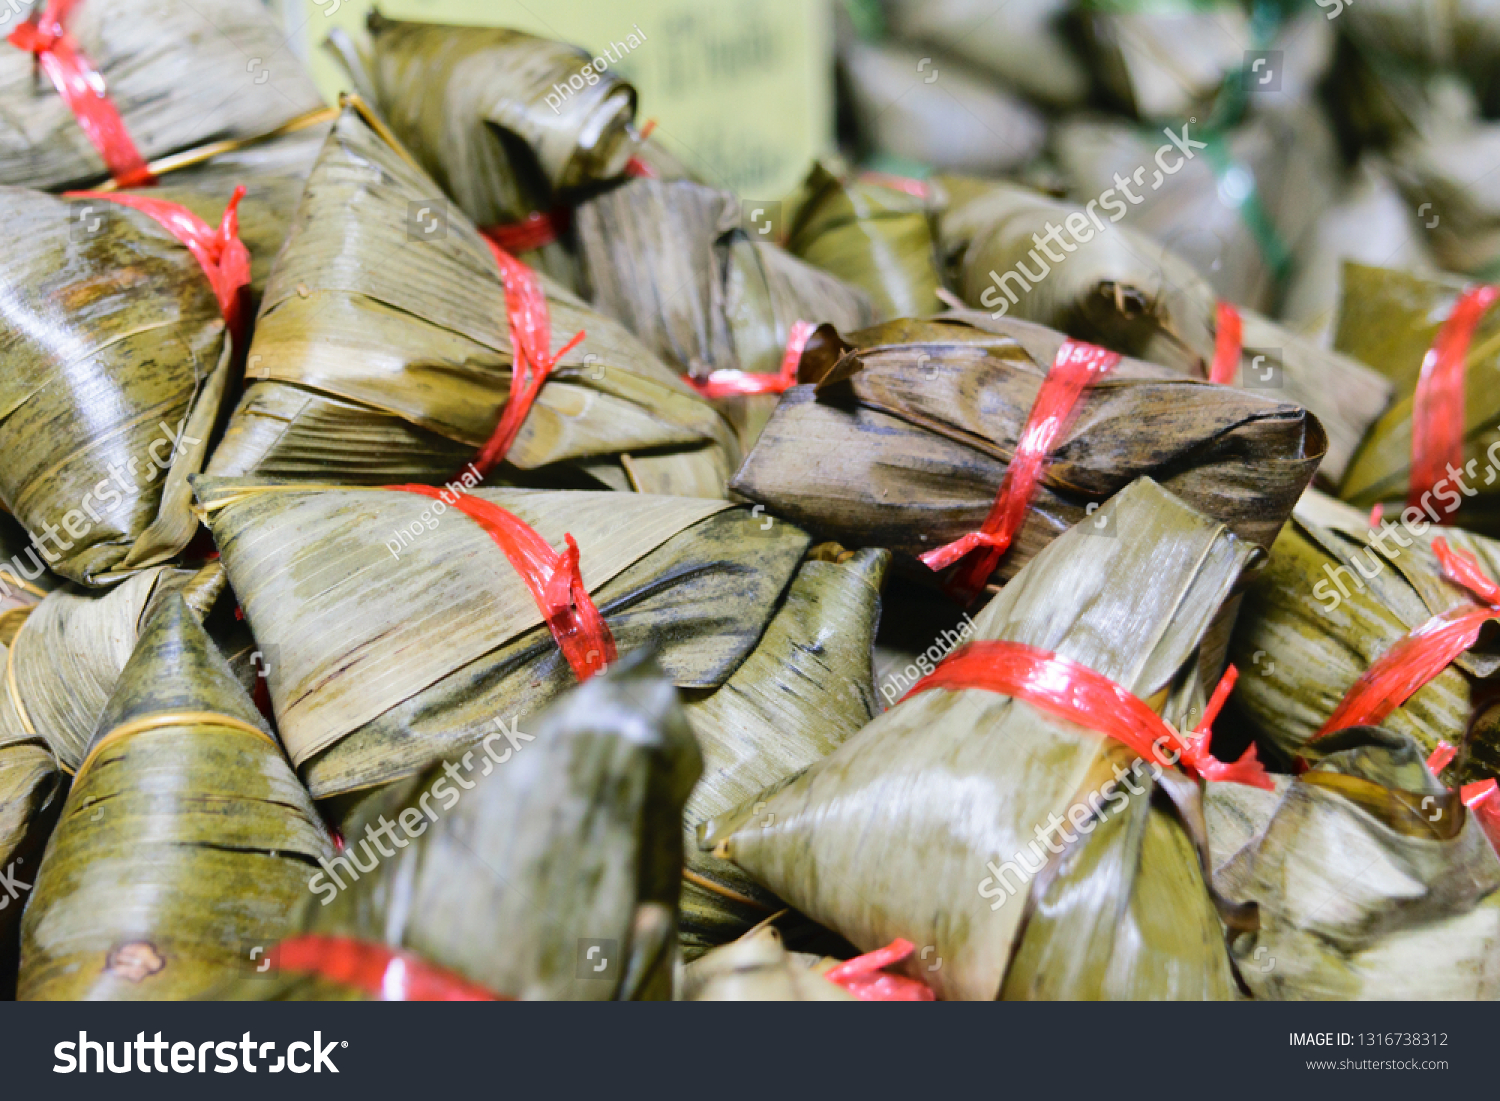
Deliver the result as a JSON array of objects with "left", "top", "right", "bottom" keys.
[{"left": 272, "top": 0, "right": 834, "bottom": 197}]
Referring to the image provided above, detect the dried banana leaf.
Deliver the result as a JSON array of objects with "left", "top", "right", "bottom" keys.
[
  {"left": 938, "top": 180, "right": 1391, "bottom": 484},
  {"left": 0, "top": 186, "right": 239, "bottom": 585},
  {"left": 702, "top": 478, "right": 1258, "bottom": 1000},
  {"left": 883, "top": 0, "right": 1087, "bottom": 107},
  {"left": 1336, "top": 263, "right": 1500, "bottom": 530},
  {"left": 1282, "top": 157, "right": 1435, "bottom": 345},
  {"left": 730, "top": 316, "right": 1322, "bottom": 589},
  {"left": 1388, "top": 119, "right": 1500, "bottom": 278},
  {"left": 230, "top": 649, "right": 698, "bottom": 1002},
  {"left": 1050, "top": 106, "right": 1338, "bottom": 311},
  {"left": 786, "top": 163, "right": 945, "bottom": 323},
  {"left": 18, "top": 595, "right": 333, "bottom": 1000},
  {"left": 0, "top": 0, "right": 322, "bottom": 192},
  {"left": 1222, "top": 727, "right": 1500, "bottom": 999},
  {"left": 1077, "top": 2, "right": 1250, "bottom": 121},
  {"left": 680, "top": 546, "right": 889, "bottom": 955},
  {"left": 194, "top": 479, "right": 813, "bottom": 803},
  {"left": 207, "top": 104, "right": 738, "bottom": 499},
  {"left": 1343, "top": 0, "right": 1500, "bottom": 110},
  {"left": 3, "top": 563, "right": 227, "bottom": 773},
  {"left": 680, "top": 926, "right": 854, "bottom": 1001},
  {"left": 336, "top": 13, "right": 638, "bottom": 228},
  {"left": 1227, "top": 488, "right": 1500, "bottom": 780},
  {"left": 573, "top": 175, "right": 875, "bottom": 449},
  {"left": 839, "top": 41, "right": 1046, "bottom": 175},
  {"left": 0, "top": 635, "right": 60, "bottom": 999}
]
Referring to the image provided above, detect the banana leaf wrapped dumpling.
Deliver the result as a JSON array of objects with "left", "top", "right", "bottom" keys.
[
  {"left": 228, "top": 651, "right": 699, "bottom": 1002},
  {"left": 331, "top": 13, "right": 639, "bottom": 230},
  {"left": 1219, "top": 727, "right": 1500, "bottom": 999},
  {"left": 730, "top": 317, "right": 1323, "bottom": 596},
  {"left": 679, "top": 545, "right": 889, "bottom": 955},
  {"left": 194, "top": 479, "right": 818, "bottom": 804},
  {"left": 0, "top": 185, "right": 245, "bottom": 584},
  {"left": 936, "top": 179, "right": 1390, "bottom": 486},
  {"left": 0, "top": 0, "right": 323, "bottom": 192},
  {"left": 206, "top": 103, "right": 738, "bottom": 499},
  {"left": 1335, "top": 262, "right": 1500, "bottom": 533},
  {"left": 702, "top": 478, "right": 1268, "bottom": 1000},
  {"left": 18, "top": 596, "right": 334, "bottom": 1000},
  {"left": 1228, "top": 489, "right": 1500, "bottom": 782}
]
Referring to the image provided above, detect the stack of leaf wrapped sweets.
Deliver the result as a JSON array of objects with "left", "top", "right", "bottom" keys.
[{"left": 1, "top": 0, "right": 1499, "bottom": 1002}]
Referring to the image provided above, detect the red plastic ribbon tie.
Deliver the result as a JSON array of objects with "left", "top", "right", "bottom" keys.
[
  {"left": 920, "top": 339, "right": 1121, "bottom": 605},
  {"left": 481, "top": 208, "right": 569, "bottom": 255},
  {"left": 65, "top": 186, "right": 250, "bottom": 341},
  {"left": 1464, "top": 780, "right": 1500, "bottom": 853},
  {"left": 858, "top": 171, "right": 932, "bottom": 200},
  {"left": 1427, "top": 740, "right": 1458, "bottom": 775},
  {"left": 1369, "top": 503, "right": 1385, "bottom": 529},
  {"left": 1315, "top": 537, "right": 1500, "bottom": 738},
  {"left": 389, "top": 485, "right": 615, "bottom": 681},
  {"left": 685, "top": 319, "right": 815, "bottom": 400},
  {"left": 1208, "top": 301, "right": 1243, "bottom": 385},
  {"left": 9, "top": 0, "right": 153, "bottom": 187},
  {"left": 269, "top": 936, "right": 506, "bottom": 1001},
  {"left": 625, "top": 119, "right": 659, "bottom": 178},
  {"left": 902, "top": 642, "right": 1272, "bottom": 789},
  {"left": 1409, "top": 284, "right": 1500, "bottom": 515},
  {"left": 824, "top": 938, "right": 935, "bottom": 1001},
  {"left": 476, "top": 240, "right": 586, "bottom": 477}
]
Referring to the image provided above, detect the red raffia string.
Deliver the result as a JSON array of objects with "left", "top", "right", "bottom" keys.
[
  {"left": 920, "top": 339, "right": 1121, "bottom": 606},
  {"left": 625, "top": 118, "right": 658, "bottom": 178},
  {"left": 858, "top": 171, "right": 932, "bottom": 200},
  {"left": 1427, "top": 740, "right": 1458, "bottom": 775},
  {"left": 1423, "top": 742, "right": 1500, "bottom": 854},
  {"left": 901, "top": 642, "right": 1272, "bottom": 789},
  {"left": 475, "top": 240, "right": 586, "bottom": 478},
  {"left": 388, "top": 485, "right": 615, "bottom": 681},
  {"left": 1409, "top": 284, "right": 1500, "bottom": 515},
  {"left": 269, "top": 936, "right": 507, "bottom": 1001},
  {"left": 823, "top": 939, "right": 934, "bottom": 1001},
  {"left": 1369, "top": 503, "right": 1385, "bottom": 529},
  {"left": 64, "top": 186, "right": 251, "bottom": 342},
  {"left": 8, "top": 0, "right": 154, "bottom": 187},
  {"left": 1315, "top": 538, "right": 1500, "bottom": 739},
  {"left": 481, "top": 207, "right": 570, "bottom": 255},
  {"left": 1209, "top": 301, "right": 1243, "bottom": 385},
  {"left": 685, "top": 319, "right": 815, "bottom": 400}
]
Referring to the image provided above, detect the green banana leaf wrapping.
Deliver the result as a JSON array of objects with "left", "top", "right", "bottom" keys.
[
  {"left": 1342, "top": 0, "right": 1500, "bottom": 110},
  {"left": 937, "top": 180, "right": 1391, "bottom": 485},
  {"left": 1218, "top": 728, "right": 1500, "bottom": 999},
  {"left": 1282, "top": 158, "right": 1435, "bottom": 345},
  {"left": 1, "top": 563, "right": 228, "bottom": 774},
  {"left": 1335, "top": 263, "right": 1500, "bottom": 529},
  {"left": 236, "top": 650, "right": 698, "bottom": 1002},
  {"left": 149, "top": 121, "right": 332, "bottom": 304},
  {"left": 0, "top": 186, "right": 239, "bottom": 585},
  {"left": 680, "top": 926, "right": 854, "bottom": 1001},
  {"left": 883, "top": 0, "right": 1087, "bottom": 107},
  {"left": 1227, "top": 489, "right": 1500, "bottom": 781},
  {"left": 679, "top": 546, "right": 889, "bottom": 955},
  {"left": 785, "top": 163, "right": 945, "bottom": 323},
  {"left": 205, "top": 105, "right": 738, "bottom": 499},
  {"left": 573, "top": 175, "right": 875, "bottom": 449},
  {"left": 1387, "top": 119, "right": 1500, "bottom": 278},
  {"left": 729, "top": 317, "right": 1323, "bottom": 589},
  {"left": 18, "top": 595, "right": 333, "bottom": 1000},
  {"left": 1076, "top": 2, "right": 1250, "bottom": 121},
  {"left": 838, "top": 40, "right": 1046, "bottom": 175},
  {"left": 340, "top": 13, "right": 638, "bottom": 229},
  {"left": 0, "top": 0, "right": 322, "bottom": 191},
  {"left": 1050, "top": 107, "right": 1338, "bottom": 312},
  {"left": 194, "top": 479, "right": 817, "bottom": 803},
  {"left": 702, "top": 478, "right": 1258, "bottom": 1000}
]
